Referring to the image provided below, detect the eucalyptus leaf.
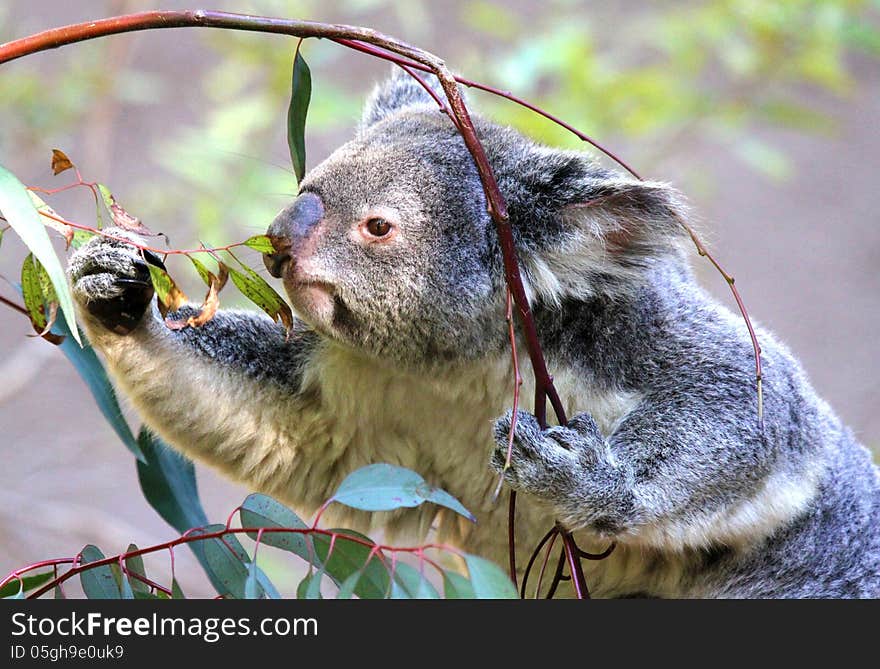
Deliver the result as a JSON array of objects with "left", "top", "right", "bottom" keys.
[
  {"left": 331, "top": 463, "right": 475, "bottom": 522},
  {"left": 243, "top": 234, "right": 275, "bottom": 254},
  {"left": 0, "top": 164, "right": 80, "bottom": 343},
  {"left": 225, "top": 258, "right": 292, "bottom": 330},
  {"left": 288, "top": 47, "right": 312, "bottom": 183},
  {"left": 239, "top": 493, "right": 312, "bottom": 561},
  {"left": 0, "top": 572, "right": 54, "bottom": 599},
  {"left": 314, "top": 530, "right": 390, "bottom": 599},
  {"left": 463, "top": 554, "right": 518, "bottom": 599},
  {"left": 244, "top": 560, "right": 261, "bottom": 600},
  {"left": 390, "top": 562, "right": 440, "bottom": 599},
  {"left": 442, "top": 570, "right": 475, "bottom": 599},
  {"left": 79, "top": 545, "right": 122, "bottom": 599},
  {"left": 124, "top": 544, "right": 149, "bottom": 594}
]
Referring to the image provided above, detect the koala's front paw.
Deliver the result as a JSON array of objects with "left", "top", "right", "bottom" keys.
[
  {"left": 68, "top": 229, "right": 161, "bottom": 335},
  {"left": 490, "top": 410, "right": 607, "bottom": 500}
]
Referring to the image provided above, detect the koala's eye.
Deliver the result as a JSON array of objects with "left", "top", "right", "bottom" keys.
[{"left": 365, "top": 217, "right": 392, "bottom": 237}]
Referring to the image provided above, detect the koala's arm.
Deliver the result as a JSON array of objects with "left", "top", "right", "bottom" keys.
[
  {"left": 69, "top": 231, "right": 320, "bottom": 492},
  {"left": 492, "top": 341, "right": 819, "bottom": 550}
]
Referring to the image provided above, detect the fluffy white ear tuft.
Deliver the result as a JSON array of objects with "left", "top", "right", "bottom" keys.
[{"left": 520, "top": 177, "right": 691, "bottom": 304}]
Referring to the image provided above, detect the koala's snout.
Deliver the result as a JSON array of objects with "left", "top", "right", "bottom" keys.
[{"left": 264, "top": 191, "right": 325, "bottom": 278}]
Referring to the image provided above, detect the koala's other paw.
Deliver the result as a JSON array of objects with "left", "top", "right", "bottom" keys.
[
  {"left": 490, "top": 410, "right": 606, "bottom": 499},
  {"left": 68, "top": 229, "right": 162, "bottom": 335}
]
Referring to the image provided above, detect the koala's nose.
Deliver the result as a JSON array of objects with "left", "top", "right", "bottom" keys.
[{"left": 263, "top": 191, "right": 324, "bottom": 278}]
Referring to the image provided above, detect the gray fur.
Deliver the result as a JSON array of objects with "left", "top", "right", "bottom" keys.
[{"left": 67, "top": 69, "right": 880, "bottom": 598}]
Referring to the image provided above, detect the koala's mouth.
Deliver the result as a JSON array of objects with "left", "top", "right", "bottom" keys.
[{"left": 284, "top": 276, "right": 339, "bottom": 329}]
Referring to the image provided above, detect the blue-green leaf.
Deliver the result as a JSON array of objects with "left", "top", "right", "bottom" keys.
[
  {"left": 390, "top": 562, "right": 440, "bottom": 599},
  {"left": 136, "top": 428, "right": 207, "bottom": 532},
  {"left": 197, "top": 525, "right": 253, "bottom": 600},
  {"left": 336, "top": 571, "right": 362, "bottom": 599},
  {"left": 442, "top": 570, "right": 475, "bottom": 599},
  {"left": 298, "top": 570, "right": 324, "bottom": 599},
  {"left": 463, "top": 554, "right": 518, "bottom": 599},
  {"left": 239, "top": 493, "right": 312, "bottom": 561},
  {"left": 331, "top": 463, "right": 475, "bottom": 522},
  {"left": 244, "top": 560, "right": 261, "bottom": 600},
  {"left": 0, "top": 164, "right": 80, "bottom": 344},
  {"left": 288, "top": 46, "right": 312, "bottom": 183},
  {"left": 79, "top": 545, "right": 121, "bottom": 599}
]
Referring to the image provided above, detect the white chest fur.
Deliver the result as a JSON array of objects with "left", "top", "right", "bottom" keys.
[{"left": 282, "top": 344, "right": 661, "bottom": 597}]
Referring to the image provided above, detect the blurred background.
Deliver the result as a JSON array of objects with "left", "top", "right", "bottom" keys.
[{"left": 1, "top": 0, "right": 878, "bottom": 595}]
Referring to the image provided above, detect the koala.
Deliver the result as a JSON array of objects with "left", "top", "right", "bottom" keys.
[{"left": 68, "top": 69, "right": 880, "bottom": 598}]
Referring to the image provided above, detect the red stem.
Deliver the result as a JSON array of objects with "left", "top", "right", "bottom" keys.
[{"left": 10, "top": 525, "right": 461, "bottom": 599}]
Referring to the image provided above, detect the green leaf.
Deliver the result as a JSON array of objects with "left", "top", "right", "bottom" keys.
[
  {"left": 20, "top": 253, "right": 51, "bottom": 332},
  {"left": 442, "top": 570, "right": 475, "bottom": 599},
  {"left": 188, "top": 255, "right": 215, "bottom": 286},
  {"left": 197, "top": 525, "right": 253, "bottom": 600},
  {"left": 124, "top": 544, "right": 149, "bottom": 594},
  {"left": 463, "top": 554, "right": 518, "bottom": 599},
  {"left": 96, "top": 183, "right": 114, "bottom": 212},
  {"left": 70, "top": 229, "right": 95, "bottom": 249},
  {"left": 79, "top": 545, "right": 122, "bottom": 599},
  {"left": 243, "top": 234, "right": 275, "bottom": 254},
  {"left": 171, "top": 578, "right": 186, "bottom": 599},
  {"left": 296, "top": 573, "right": 316, "bottom": 599},
  {"left": 0, "top": 572, "right": 55, "bottom": 599},
  {"left": 314, "top": 530, "right": 390, "bottom": 599},
  {"left": 239, "top": 493, "right": 312, "bottom": 561},
  {"left": 146, "top": 263, "right": 186, "bottom": 314},
  {"left": 287, "top": 46, "right": 312, "bottom": 183},
  {"left": 330, "top": 463, "right": 475, "bottom": 522},
  {"left": 390, "top": 562, "right": 440, "bottom": 599},
  {"left": 0, "top": 163, "right": 80, "bottom": 344},
  {"left": 225, "top": 257, "right": 292, "bottom": 330}
]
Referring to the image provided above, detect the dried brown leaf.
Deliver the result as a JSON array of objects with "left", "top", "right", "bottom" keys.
[
  {"left": 164, "top": 270, "right": 222, "bottom": 330},
  {"left": 51, "top": 149, "right": 74, "bottom": 176},
  {"left": 109, "top": 203, "right": 153, "bottom": 236}
]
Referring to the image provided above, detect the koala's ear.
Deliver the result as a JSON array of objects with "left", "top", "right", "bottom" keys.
[
  {"left": 504, "top": 146, "right": 689, "bottom": 302},
  {"left": 360, "top": 67, "right": 453, "bottom": 129}
]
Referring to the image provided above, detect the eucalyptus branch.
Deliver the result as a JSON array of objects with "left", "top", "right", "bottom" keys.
[{"left": 3, "top": 524, "right": 462, "bottom": 600}]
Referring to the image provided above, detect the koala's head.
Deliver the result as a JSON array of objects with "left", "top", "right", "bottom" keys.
[{"left": 264, "top": 69, "right": 688, "bottom": 366}]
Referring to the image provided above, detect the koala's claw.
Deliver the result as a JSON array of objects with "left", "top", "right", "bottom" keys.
[
  {"left": 68, "top": 230, "right": 156, "bottom": 335},
  {"left": 490, "top": 409, "right": 605, "bottom": 498}
]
